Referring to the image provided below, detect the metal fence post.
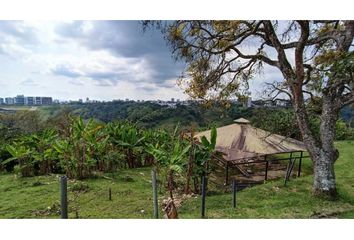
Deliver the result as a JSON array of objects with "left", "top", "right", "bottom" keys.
[
  {"left": 201, "top": 175, "right": 207, "bottom": 218},
  {"left": 232, "top": 179, "right": 237, "bottom": 208},
  {"left": 60, "top": 176, "right": 68, "bottom": 219},
  {"left": 284, "top": 158, "right": 296, "bottom": 186},
  {"left": 225, "top": 162, "right": 229, "bottom": 185},
  {"left": 297, "top": 151, "right": 303, "bottom": 177},
  {"left": 152, "top": 169, "right": 158, "bottom": 219}
]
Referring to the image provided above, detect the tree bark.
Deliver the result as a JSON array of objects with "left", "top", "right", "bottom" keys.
[
  {"left": 293, "top": 90, "right": 340, "bottom": 198},
  {"left": 312, "top": 150, "right": 337, "bottom": 198}
]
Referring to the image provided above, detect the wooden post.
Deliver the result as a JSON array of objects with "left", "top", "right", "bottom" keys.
[
  {"left": 232, "top": 179, "right": 237, "bottom": 208},
  {"left": 201, "top": 175, "right": 207, "bottom": 218},
  {"left": 151, "top": 169, "right": 158, "bottom": 219},
  {"left": 225, "top": 162, "right": 229, "bottom": 185},
  {"left": 60, "top": 176, "right": 68, "bottom": 219},
  {"left": 297, "top": 151, "right": 303, "bottom": 177},
  {"left": 109, "top": 188, "right": 112, "bottom": 201},
  {"left": 264, "top": 155, "right": 269, "bottom": 181}
]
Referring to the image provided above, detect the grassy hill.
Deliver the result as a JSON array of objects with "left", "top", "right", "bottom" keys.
[{"left": 0, "top": 140, "right": 353, "bottom": 219}]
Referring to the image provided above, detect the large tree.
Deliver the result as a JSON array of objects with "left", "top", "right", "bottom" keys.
[{"left": 146, "top": 20, "right": 354, "bottom": 198}]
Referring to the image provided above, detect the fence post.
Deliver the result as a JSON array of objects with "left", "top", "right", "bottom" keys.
[
  {"left": 109, "top": 188, "right": 112, "bottom": 201},
  {"left": 201, "top": 175, "right": 207, "bottom": 218},
  {"left": 232, "top": 179, "right": 237, "bottom": 208},
  {"left": 60, "top": 176, "right": 68, "bottom": 219},
  {"left": 151, "top": 169, "right": 158, "bottom": 219},
  {"left": 264, "top": 155, "right": 269, "bottom": 181},
  {"left": 284, "top": 158, "right": 296, "bottom": 186},
  {"left": 225, "top": 162, "right": 229, "bottom": 185},
  {"left": 297, "top": 151, "right": 303, "bottom": 177}
]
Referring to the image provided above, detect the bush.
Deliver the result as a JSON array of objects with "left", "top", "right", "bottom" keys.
[{"left": 71, "top": 182, "right": 89, "bottom": 192}]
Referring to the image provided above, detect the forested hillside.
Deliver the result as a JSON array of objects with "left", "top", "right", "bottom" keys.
[
  {"left": 38, "top": 101, "right": 251, "bottom": 131},
  {"left": 2, "top": 101, "right": 353, "bottom": 139}
]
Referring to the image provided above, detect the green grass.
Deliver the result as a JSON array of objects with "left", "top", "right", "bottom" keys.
[
  {"left": 0, "top": 168, "right": 166, "bottom": 218},
  {"left": 0, "top": 141, "right": 353, "bottom": 219}
]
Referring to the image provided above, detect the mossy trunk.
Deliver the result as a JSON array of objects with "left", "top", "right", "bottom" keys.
[{"left": 293, "top": 90, "right": 339, "bottom": 198}]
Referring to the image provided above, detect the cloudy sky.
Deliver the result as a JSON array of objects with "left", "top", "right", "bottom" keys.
[{"left": 0, "top": 21, "right": 278, "bottom": 101}]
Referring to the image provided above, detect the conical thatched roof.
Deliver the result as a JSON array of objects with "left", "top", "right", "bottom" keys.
[
  {"left": 233, "top": 118, "right": 250, "bottom": 124},
  {"left": 195, "top": 119, "right": 306, "bottom": 161}
]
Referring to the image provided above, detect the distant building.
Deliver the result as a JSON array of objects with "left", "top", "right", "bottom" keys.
[
  {"left": 35, "top": 97, "right": 42, "bottom": 105},
  {"left": 15, "top": 95, "right": 25, "bottom": 105},
  {"left": 25, "top": 96, "right": 35, "bottom": 105},
  {"left": 41, "top": 97, "right": 53, "bottom": 105},
  {"left": 0, "top": 95, "right": 54, "bottom": 105},
  {"left": 5, "top": 97, "right": 14, "bottom": 105},
  {"left": 251, "top": 99, "right": 291, "bottom": 108},
  {"left": 275, "top": 99, "right": 291, "bottom": 107}
]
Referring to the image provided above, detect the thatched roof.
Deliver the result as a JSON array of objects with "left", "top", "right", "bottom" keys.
[
  {"left": 195, "top": 119, "right": 306, "bottom": 161},
  {"left": 233, "top": 118, "right": 250, "bottom": 124}
]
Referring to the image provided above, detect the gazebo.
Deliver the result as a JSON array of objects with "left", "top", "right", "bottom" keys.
[{"left": 195, "top": 118, "right": 307, "bottom": 184}]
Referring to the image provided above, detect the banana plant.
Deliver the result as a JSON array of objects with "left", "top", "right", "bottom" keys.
[
  {"left": 3, "top": 141, "right": 34, "bottom": 177},
  {"left": 53, "top": 116, "right": 105, "bottom": 179},
  {"left": 31, "top": 129, "right": 59, "bottom": 175},
  {"left": 191, "top": 126, "right": 217, "bottom": 192},
  {"left": 197, "top": 126, "right": 217, "bottom": 165},
  {"left": 53, "top": 139, "right": 75, "bottom": 177},
  {"left": 146, "top": 125, "right": 190, "bottom": 199},
  {"left": 141, "top": 129, "right": 170, "bottom": 166},
  {"left": 200, "top": 126, "right": 217, "bottom": 153},
  {"left": 107, "top": 121, "right": 145, "bottom": 168}
]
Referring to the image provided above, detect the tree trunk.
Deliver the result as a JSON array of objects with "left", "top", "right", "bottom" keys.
[
  {"left": 168, "top": 170, "right": 174, "bottom": 199},
  {"left": 312, "top": 150, "right": 337, "bottom": 198},
  {"left": 293, "top": 90, "right": 339, "bottom": 198},
  {"left": 313, "top": 95, "right": 340, "bottom": 197}
]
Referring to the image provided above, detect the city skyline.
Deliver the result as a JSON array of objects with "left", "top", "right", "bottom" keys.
[{"left": 0, "top": 93, "right": 183, "bottom": 103}]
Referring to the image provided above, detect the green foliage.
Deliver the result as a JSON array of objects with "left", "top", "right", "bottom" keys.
[
  {"left": 250, "top": 108, "right": 354, "bottom": 141},
  {"left": 1, "top": 101, "right": 353, "bottom": 191},
  {"left": 146, "top": 125, "right": 191, "bottom": 198},
  {"left": 38, "top": 101, "right": 251, "bottom": 131},
  {"left": 336, "top": 120, "right": 354, "bottom": 140},
  {"left": 4, "top": 142, "right": 34, "bottom": 177},
  {"left": 52, "top": 116, "right": 106, "bottom": 179},
  {"left": 250, "top": 108, "right": 302, "bottom": 140},
  {"left": 0, "top": 141, "right": 353, "bottom": 218},
  {"left": 200, "top": 126, "right": 217, "bottom": 151}
]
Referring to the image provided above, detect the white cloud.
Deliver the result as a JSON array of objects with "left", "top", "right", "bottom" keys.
[
  {"left": 20, "top": 78, "right": 38, "bottom": 86},
  {"left": 0, "top": 20, "right": 291, "bottom": 101}
]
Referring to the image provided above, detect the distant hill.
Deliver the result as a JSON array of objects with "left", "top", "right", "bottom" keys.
[
  {"left": 38, "top": 101, "right": 251, "bottom": 131},
  {"left": 4, "top": 101, "right": 352, "bottom": 132}
]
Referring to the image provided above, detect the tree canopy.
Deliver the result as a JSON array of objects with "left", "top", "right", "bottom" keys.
[{"left": 145, "top": 20, "right": 354, "bottom": 198}]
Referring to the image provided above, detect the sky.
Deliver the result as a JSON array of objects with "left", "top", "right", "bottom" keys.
[{"left": 0, "top": 20, "right": 280, "bottom": 101}]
